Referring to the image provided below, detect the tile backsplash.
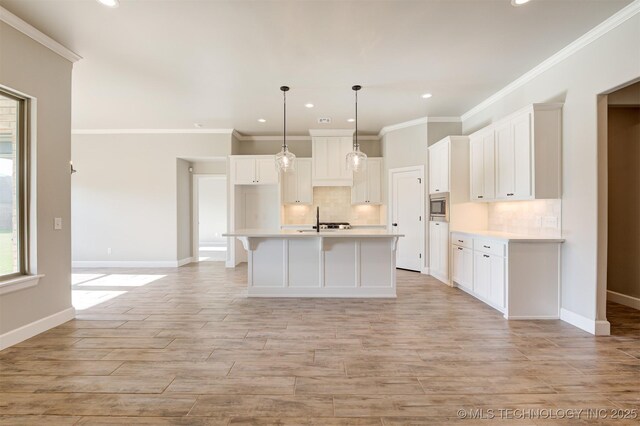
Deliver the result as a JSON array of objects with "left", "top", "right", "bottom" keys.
[
  {"left": 283, "top": 186, "right": 382, "bottom": 225},
  {"left": 488, "top": 199, "right": 561, "bottom": 237}
]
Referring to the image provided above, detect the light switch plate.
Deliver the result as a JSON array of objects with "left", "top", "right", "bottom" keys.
[
  {"left": 542, "top": 216, "right": 559, "bottom": 228},
  {"left": 54, "top": 217, "right": 62, "bottom": 230}
]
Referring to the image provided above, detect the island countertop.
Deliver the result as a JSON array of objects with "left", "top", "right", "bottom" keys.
[
  {"left": 451, "top": 229, "right": 564, "bottom": 243},
  {"left": 223, "top": 229, "right": 404, "bottom": 238}
]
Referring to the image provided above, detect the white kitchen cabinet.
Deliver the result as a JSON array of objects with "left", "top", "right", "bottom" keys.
[
  {"left": 451, "top": 231, "right": 563, "bottom": 319},
  {"left": 311, "top": 135, "right": 353, "bottom": 186},
  {"left": 469, "top": 129, "right": 495, "bottom": 201},
  {"left": 451, "top": 244, "right": 473, "bottom": 292},
  {"left": 429, "top": 221, "right": 449, "bottom": 283},
  {"left": 230, "top": 156, "right": 279, "bottom": 185},
  {"left": 352, "top": 158, "right": 382, "bottom": 205},
  {"left": 469, "top": 103, "right": 561, "bottom": 202},
  {"left": 473, "top": 251, "right": 505, "bottom": 310},
  {"left": 428, "top": 142, "right": 450, "bottom": 194},
  {"left": 283, "top": 158, "right": 313, "bottom": 204}
]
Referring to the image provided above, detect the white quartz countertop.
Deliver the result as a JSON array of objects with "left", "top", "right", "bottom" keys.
[
  {"left": 451, "top": 230, "right": 565, "bottom": 243},
  {"left": 224, "top": 229, "right": 404, "bottom": 238}
]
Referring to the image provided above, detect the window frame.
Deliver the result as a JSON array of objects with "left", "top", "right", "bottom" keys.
[{"left": 0, "top": 87, "right": 31, "bottom": 281}]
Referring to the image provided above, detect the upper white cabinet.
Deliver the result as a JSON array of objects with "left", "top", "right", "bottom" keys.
[
  {"left": 428, "top": 142, "right": 450, "bottom": 194},
  {"left": 311, "top": 131, "right": 354, "bottom": 186},
  {"left": 469, "top": 129, "right": 495, "bottom": 201},
  {"left": 230, "top": 156, "right": 279, "bottom": 185},
  {"left": 282, "top": 158, "right": 313, "bottom": 204},
  {"left": 469, "top": 103, "right": 562, "bottom": 202},
  {"left": 352, "top": 158, "right": 382, "bottom": 205}
]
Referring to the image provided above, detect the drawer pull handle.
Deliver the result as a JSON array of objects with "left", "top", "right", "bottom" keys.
[
  {"left": 457, "top": 247, "right": 463, "bottom": 251},
  {"left": 477, "top": 195, "right": 483, "bottom": 199},
  {"left": 483, "top": 245, "right": 491, "bottom": 249},
  {"left": 458, "top": 240, "right": 464, "bottom": 243},
  {"left": 483, "top": 254, "right": 490, "bottom": 258},
  {"left": 507, "top": 193, "right": 514, "bottom": 197}
]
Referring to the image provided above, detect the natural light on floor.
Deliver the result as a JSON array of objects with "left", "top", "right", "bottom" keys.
[
  {"left": 199, "top": 245, "right": 227, "bottom": 262},
  {"left": 71, "top": 273, "right": 166, "bottom": 310}
]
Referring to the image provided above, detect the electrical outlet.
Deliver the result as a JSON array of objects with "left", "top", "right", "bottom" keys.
[
  {"left": 542, "top": 216, "right": 559, "bottom": 228},
  {"left": 54, "top": 217, "right": 62, "bottom": 230}
]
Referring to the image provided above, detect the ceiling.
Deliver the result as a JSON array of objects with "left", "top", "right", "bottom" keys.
[{"left": 0, "top": 0, "right": 632, "bottom": 135}]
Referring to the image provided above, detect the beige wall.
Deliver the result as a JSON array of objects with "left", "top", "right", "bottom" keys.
[
  {"left": 0, "top": 22, "right": 73, "bottom": 334},
  {"left": 607, "top": 106, "right": 640, "bottom": 299},
  {"left": 71, "top": 133, "right": 232, "bottom": 263},
  {"left": 461, "top": 13, "right": 640, "bottom": 323}
]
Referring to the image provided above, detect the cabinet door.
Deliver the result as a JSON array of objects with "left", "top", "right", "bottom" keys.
[
  {"left": 429, "top": 222, "right": 441, "bottom": 277},
  {"left": 473, "top": 252, "right": 491, "bottom": 300},
  {"left": 482, "top": 132, "right": 496, "bottom": 200},
  {"left": 489, "top": 255, "right": 505, "bottom": 309},
  {"left": 452, "top": 245, "right": 472, "bottom": 291},
  {"left": 255, "top": 158, "right": 278, "bottom": 184},
  {"left": 470, "top": 136, "right": 485, "bottom": 200},
  {"left": 495, "top": 121, "right": 515, "bottom": 199},
  {"left": 439, "top": 143, "right": 450, "bottom": 193},
  {"left": 428, "top": 146, "right": 440, "bottom": 194},
  {"left": 462, "top": 247, "right": 473, "bottom": 291},
  {"left": 233, "top": 158, "right": 256, "bottom": 184},
  {"left": 438, "top": 222, "right": 449, "bottom": 280},
  {"left": 282, "top": 168, "right": 298, "bottom": 204},
  {"left": 351, "top": 168, "right": 367, "bottom": 204},
  {"left": 296, "top": 159, "right": 313, "bottom": 204},
  {"left": 512, "top": 111, "right": 532, "bottom": 199},
  {"left": 339, "top": 137, "right": 354, "bottom": 180},
  {"left": 367, "top": 159, "right": 382, "bottom": 204}
]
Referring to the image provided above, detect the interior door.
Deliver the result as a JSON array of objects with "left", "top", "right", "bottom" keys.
[{"left": 391, "top": 168, "right": 423, "bottom": 271}]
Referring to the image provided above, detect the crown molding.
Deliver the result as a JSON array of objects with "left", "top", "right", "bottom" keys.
[
  {"left": 237, "top": 134, "right": 379, "bottom": 142},
  {"left": 427, "top": 116, "right": 461, "bottom": 123},
  {"left": 308, "top": 129, "right": 355, "bottom": 137},
  {"left": 72, "top": 128, "right": 235, "bottom": 135},
  {"left": 461, "top": 0, "right": 640, "bottom": 122},
  {"left": 0, "top": 6, "right": 82, "bottom": 63},
  {"left": 378, "top": 117, "right": 428, "bottom": 137}
]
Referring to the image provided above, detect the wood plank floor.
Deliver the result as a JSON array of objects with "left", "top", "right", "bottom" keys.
[{"left": 1, "top": 262, "right": 638, "bottom": 425}]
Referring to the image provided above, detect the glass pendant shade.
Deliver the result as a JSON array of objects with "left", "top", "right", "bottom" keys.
[
  {"left": 276, "top": 85, "right": 295, "bottom": 173},
  {"left": 275, "top": 146, "right": 296, "bottom": 172},
  {"left": 346, "top": 146, "right": 367, "bottom": 172}
]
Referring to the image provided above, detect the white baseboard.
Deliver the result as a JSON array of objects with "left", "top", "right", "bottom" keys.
[
  {"left": 247, "top": 287, "right": 397, "bottom": 298},
  {"left": 430, "top": 271, "right": 449, "bottom": 285},
  {"left": 73, "top": 259, "right": 191, "bottom": 268},
  {"left": 608, "top": 290, "right": 640, "bottom": 310},
  {"left": 560, "top": 308, "right": 610, "bottom": 336},
  {"left": 0, "top": 307, "right": 75, "bottom": 350},
  {"left": 421, "top": 267, "right": 430, "bottom": 275}
]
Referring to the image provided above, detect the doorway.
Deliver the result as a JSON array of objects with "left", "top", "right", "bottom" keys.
[
  {"left": 389, "top": 166, "right": 425, "bottom": 272},
  {"left": 601, "top": 80, "right": 640, "bottom": 335},
  {"left": 193, "top": 175, "right": 227, "bottom": 262}
]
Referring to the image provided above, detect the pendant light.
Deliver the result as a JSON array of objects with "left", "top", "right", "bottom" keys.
[
  {"left": 275, "top": 86, "right": 296, "bottom": 172},
  {"left": 346, "top": 85, "right": 366, "bottom": 172}
]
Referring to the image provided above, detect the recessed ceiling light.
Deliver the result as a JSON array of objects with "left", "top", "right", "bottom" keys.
[
  {"left": 258, "top": 118, "right": 266, "bottom": 123},
  {"left": 511, "top": 0, "right": 531, "bottom": 6},
  {"left": 305, "top": 103, "right": 314, "bottom": 108},
  {"left": 421, "top": 93, "right": 433, "bottom": 99},
  {"left": 96, "top": 0, "right": 119, "bottom": 8},
  {"left": 347, "top": 118, "right": 355, "bottom": 123}
]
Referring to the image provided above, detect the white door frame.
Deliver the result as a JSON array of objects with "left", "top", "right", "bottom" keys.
[
  {"left": 388, "top": 165, "right": 426, "bottom": 274},
  {"left": 192, "top": 174, "right": 227, "bottom": 263}
]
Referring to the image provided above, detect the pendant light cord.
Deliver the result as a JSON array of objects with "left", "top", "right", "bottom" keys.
[
  {"left": 283, "top": 88, "right": 287, "bottom": 151},
  {"left": 352, "top": 85, "right": 361, "bottom": 151}
]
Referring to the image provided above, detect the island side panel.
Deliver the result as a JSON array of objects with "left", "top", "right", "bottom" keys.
[
  {"left": 287, "top": 239, "right": 321, "bottom": 287},
  {"left": 323, "top": 239, "right": 357, "bottom": 288},
  {"left": 360, "top": 238, "right": 396, "bottom": 288},
  {"left": 250, "top": 238, "right": 285, "bottom": 287}
]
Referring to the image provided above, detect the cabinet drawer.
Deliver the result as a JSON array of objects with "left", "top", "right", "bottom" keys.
[
  {"left": 451, "top": 233, "right": 472, "bottom": 249},
  {"left": 474, "top": 238, "right": 506, "bottom": 257}
]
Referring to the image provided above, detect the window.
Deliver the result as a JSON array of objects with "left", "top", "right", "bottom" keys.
[{"left": 0, "top": 89, "right": 29, "bottom": 279}]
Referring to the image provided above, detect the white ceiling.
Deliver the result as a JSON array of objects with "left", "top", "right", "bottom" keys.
[{"left": 0, "top": 0, "right": 632, "bottom": 135}]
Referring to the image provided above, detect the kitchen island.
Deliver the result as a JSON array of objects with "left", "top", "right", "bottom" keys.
[{"left": 223, "top": 229, "right": 404, "bottom": 297}]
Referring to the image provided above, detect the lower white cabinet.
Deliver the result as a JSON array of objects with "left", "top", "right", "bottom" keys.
[
  {"left": 450, "top": 231, "right": 563, "bottom": 319},
  {"left": 473, "top": 251, "right": 505, "bottom": 310},
  {"left": 451, "top": 244, "right": 473, "bottom": 292},
  {"left": 429, "top": 221, "right": 449, "bottom": 283}
]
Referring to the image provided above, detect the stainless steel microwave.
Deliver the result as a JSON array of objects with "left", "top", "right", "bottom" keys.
[{"left": 429, "top": 195, "right": 448, "bottom": 221}]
